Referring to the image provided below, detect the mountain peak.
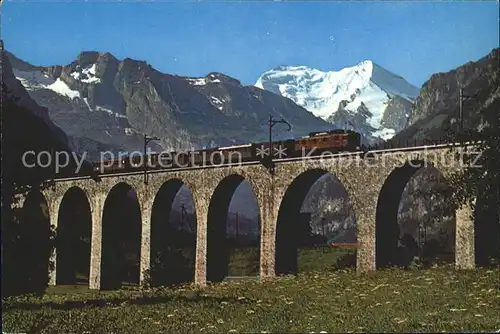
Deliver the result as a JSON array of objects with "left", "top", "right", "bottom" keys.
[
  {"left": 274, "top": 64, "right": 312, "bottom": 71},
  {"left": 181, "top": 72, "right": 241, "bottom": 86},
  {"left": 77, "top": 51, "right": 100, "bottom": 64},
  {"left": 99, "top": 51, "right": 117, "bottom": 60},
  {"left": 205, "top": 72, "right": 241, "bottom": 85},
  {"left": 357, "top": 59, "right": 374, "bottom": 69},
  {"left": 76, "top": 50, "right": 118, "bottom": 60},
  {"left": 269, "top": 61, "right": 377, "bottom": 77},
  {"left": 255, "top": 60, "right": 420, "bottom": 142}
]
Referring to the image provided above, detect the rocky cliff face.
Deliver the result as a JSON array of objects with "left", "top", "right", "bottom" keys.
[
  {"left": 2, "top": 50, "right": 68, "bottom": 147},
  {"left": 392, "top": 48, "right": 499, "bottom": 143},
  {"left": 1, "top": 50, "right": 93, "bottom": 186},
  {"left": 8, "top": 50, "right": 332, "bottom": 161},
  {"left": 381, "top": 95, "right": 413, "bottom": 132}
]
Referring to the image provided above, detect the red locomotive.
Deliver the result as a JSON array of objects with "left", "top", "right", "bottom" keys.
[{"left": 294, "top": 129, "right": 361, "bottom": 152}]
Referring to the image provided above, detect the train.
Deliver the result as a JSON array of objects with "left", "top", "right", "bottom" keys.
[{"left": 92, "top": 129, "right": 363, "bottom": 174}]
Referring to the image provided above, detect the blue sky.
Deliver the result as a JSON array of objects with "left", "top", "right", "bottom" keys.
[{"left": 2, "top": 0, "right": 498, "bottom": 87}]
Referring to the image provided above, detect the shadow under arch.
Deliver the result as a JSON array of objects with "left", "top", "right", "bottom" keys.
[
  {"left": 207, "top": 174, "right": 261, "bottom": 282},
  {"left": 474, "top": 178, "right": 500, "bottom": 267},
  {"left": 376, "top": 160, "right": 455, "bottom": 268},
  {"left": 275, "top": 168, "right": 357, "bottom": 275},
  {"left": 55, "top": 186, "right": 92, "bottom": 285},
  {"left": 101, "top": 182, "right": 142, "bottom": 290},
  {"left": 149, "top": 179, "right": 197, "bottom": 287},
  {"left": 18, "top": 190, "right": 53, "bottom": 292}
]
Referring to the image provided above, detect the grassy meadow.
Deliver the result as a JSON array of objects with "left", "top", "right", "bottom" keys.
[{"left": 3, "top": 248, "right": 500, "bottom": 333}]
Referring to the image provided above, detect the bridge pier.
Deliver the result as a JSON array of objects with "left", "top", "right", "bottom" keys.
[
  {"left": 194, "top": 200, "right": 209, "bottom": 287},
  {"left": 139, "top": 200, "right": 153, "bottom": 286},
  {"left": 355, "top": 203, "right": 377, "bottom": 274},
  {"left": 48, "top": 199, "right": 59, "bottom": 286},
  {"left": 334, "top": 167, "right": 385, "bottom": 274},
  {"left": 259, "top": 182, "right": 280, "bottom": 280},
  {"left": 455, "top": 200, "right": 475, "bottom": 269},
  {"left": 89, "top": 193, "right": 105, "bottom": 290}
]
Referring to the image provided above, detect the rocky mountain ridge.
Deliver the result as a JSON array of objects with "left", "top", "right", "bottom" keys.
[{"left": 8, "top": 50, "right": 333, "bottom": 161}]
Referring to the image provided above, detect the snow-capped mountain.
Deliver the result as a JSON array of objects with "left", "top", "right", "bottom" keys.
[{"left": 255, "top": 61, "right": 420, "bottom": 142}]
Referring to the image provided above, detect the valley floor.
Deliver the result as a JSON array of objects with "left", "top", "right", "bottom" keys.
[{"left": 2, "top": 266, "right": 499, "bottom": 333}]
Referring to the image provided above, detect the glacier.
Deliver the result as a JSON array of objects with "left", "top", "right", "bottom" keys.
[{"left": 255, "top": 60, "right": 420, "bottom": 141}]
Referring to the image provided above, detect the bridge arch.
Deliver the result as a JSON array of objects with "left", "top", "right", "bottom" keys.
[
  {"left": 275, "top": 168, "right": 357, "bottom": 275},
  {"left": 18, "top": 190, "right": 53, "bottom": 291},
  {"left": 101, "top": 182, "right": 142, "bottom": 290},
  {"left": 149, "top": 179, "right": 197, "bottom": 286},
  {"left": 55, "top": 186, "right": 92, "bottom": 285},
  {"left": 376, "top": 160, "right": 455, "bottom": 268},
  {"left": 206, "top": 173, "right": 261, "bottom": 282}
]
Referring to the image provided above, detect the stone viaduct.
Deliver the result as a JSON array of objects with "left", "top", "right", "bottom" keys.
[{"left": 17, "top": 144, "right": 480, "bottom": 290}]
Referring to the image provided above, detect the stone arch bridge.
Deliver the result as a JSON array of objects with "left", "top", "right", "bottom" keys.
[{"left": 16, "top": 143, "right": 480, "bottom": 290}]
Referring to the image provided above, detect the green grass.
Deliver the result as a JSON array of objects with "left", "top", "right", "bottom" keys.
[
  {"left": 3, "top": 263, "right": 499, "bottom": 333},
  {"left": 298, "top": 247, "right": 356, "bottom": 272},
  {"left": 227, "top": 247, "right": 356, "bottom": 276},
  {"left": 228, "top": 247, "right": 260, "bottom": 276}
]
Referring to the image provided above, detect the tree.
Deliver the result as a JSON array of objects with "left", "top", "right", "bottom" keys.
[
  {"left": 1, "top": 84, "right": 62, "bottom": 297},
  {"left": 446, "top": 91, "right": 500, "bottom": 266}
]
